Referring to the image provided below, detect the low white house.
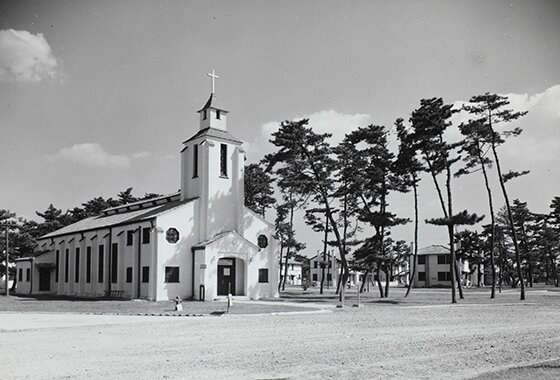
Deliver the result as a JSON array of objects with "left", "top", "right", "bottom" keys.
[
  {"left": 309, "top": 252, "right": 365, "bottom": 288},
  {"left": 280, "top": 259, "right": 304, "bottom": 286},
  {"left": 15, "top": 84, "right": 279, "bottom": 301}
]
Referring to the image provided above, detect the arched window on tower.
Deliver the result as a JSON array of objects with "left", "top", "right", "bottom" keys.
[
  {"left": 193, "top": 144, "right": 198, "bottom": 178},
  {"left": 220, "top": 144, "right": 228, "bottom": 177}
]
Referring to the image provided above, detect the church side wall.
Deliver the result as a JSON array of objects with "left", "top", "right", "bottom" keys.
[
  {"left": 31, "top": 222, "right": 155, "bottom": 299},
  {"left": 111, "top": 221, "right": 153, "bottom": 299},
  {"left": 14, "top": 260, "right": 32, "bottom": 294},
  {"left": 242, "top": 208, "right": 279, "bottom": 299},
  {"left": 154, "top": 201, "right": 197, "bottom": 301}
]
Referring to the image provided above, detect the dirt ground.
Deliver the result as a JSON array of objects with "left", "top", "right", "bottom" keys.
[{"left": 2, "top": 287, "right": 559, "bottom": 379}]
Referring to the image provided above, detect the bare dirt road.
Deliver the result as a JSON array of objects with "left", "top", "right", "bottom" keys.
[{"left": 2, "top": 299, "right": 559, "bottom": 379}]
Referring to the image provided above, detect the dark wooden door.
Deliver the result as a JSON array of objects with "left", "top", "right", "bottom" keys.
[
  {"left": 217, "top": 259, "right": 235, "bottom": 295},
  {"left": 39, "top": 268, "right": 50, "bottom": 291}
]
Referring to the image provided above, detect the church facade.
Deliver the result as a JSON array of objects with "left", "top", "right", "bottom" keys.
[{"left": 15, "top": 86, "right": 279, "bottom": 301}]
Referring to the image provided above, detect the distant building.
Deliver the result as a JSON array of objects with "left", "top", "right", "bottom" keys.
[
  {"left": 280, "top": 259, "right": 304, "bottom": 286},
  {"left": 410, "top": 245, "right": 483, "bottom": 288},
  {"left": 14, "top": 79, "right": 279, "bottom": 301},
  {"left": 309, "top": 251, "right": 365, "bottom": 288}
]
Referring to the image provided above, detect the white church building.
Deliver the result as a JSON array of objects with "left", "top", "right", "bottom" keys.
[{"left": 15, "top": 77, "right": 279, "bottom": 301}]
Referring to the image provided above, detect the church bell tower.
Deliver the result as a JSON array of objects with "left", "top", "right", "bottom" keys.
[{"left": 180, "top": 71, "right": 245, "bottom": 241}]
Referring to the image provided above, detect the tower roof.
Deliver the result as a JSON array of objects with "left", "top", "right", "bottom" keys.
[
  {"left": 197, "top": 93, "right": 229, "bottom": 113},
  {"left": 183, "top": 127, "right": 242, "bottom": 144}
]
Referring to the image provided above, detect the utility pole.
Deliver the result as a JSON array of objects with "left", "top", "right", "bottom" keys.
[{"left": 3, "top": 224, "right": 9, "bottom": 296}]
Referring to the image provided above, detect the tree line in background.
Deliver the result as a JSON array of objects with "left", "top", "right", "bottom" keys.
[
  {"left": 1, "top": 189, "right": 161, "bottom": 279},
  {"left": 2, "top": 93, "right": 559, "bottom": 304},
  {"left": 244, "top": 93, "right": 560, "bottom": 304}
]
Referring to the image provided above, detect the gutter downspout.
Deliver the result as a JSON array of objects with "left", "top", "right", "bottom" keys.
[
  {"left": 107, "top": 227, "right": 113, "bottom": 294},
  {"left": 191, "top": 247, "right": 196, "bottom": 300},
  {"left": 30, "top": 258, "right": 34, "bottom": 295},
  {"left": 137, "top": 226, "right": 142, "bottom": 298},
  {"left": 149, "top": 220, "right": 158, "bottom": 301}
]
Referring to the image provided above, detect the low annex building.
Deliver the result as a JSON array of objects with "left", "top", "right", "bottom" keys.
[{"left": 15, "top": 80, "right": 279, "bottom": 301}]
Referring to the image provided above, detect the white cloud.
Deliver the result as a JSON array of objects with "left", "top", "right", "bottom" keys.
[
  {"left": 48, "top": 143, "right": 150, "bottom": 169},
  {"left": 246, "top": 110, "right": 372, "bottom": 161},
  {"left": 0, "top": 29, "right": 60, "bottom": 83}
]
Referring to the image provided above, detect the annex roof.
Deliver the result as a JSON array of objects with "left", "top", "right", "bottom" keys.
[
  {"left": 183, "top": 127, "right": 242, "bottom": 145},
  {"left": 40, "top": 195, "right": 196, "bottom": 240},
  {"left": 308, "top": 252, "right": 344, "bottom": 262},
  {"left": 418, "top": 245, "right": 450, "bottom": 256}
]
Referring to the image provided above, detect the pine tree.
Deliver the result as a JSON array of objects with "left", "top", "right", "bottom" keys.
[
  {"left": 394, "top": 118, "right": 424, "bottom": 297},
  {"left": 462, "top": 93, "right": 529, "bottom": 300},
  {"left": 410, "top": 98, "right": 483, "bottom": 303},
  {"left": 340, "top": 124, "right": 409, "bottom": 297},
  {"left": 266, "top": 119, "right": 351, "bottom": 304},
  {"left": 456, "top": 118, "right": 498, "bottom": 298},
  {"left": 244, "top": 163, "right": 276, "bottom": 217}
]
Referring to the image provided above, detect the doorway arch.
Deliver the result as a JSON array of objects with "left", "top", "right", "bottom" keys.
[{"left": 217, "top": 257, "right": 245, "bottom": 296}]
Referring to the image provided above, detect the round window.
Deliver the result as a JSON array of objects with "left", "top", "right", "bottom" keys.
[
  {"left": 257, "top": 234, "right": 268, "bottom": 249},
  {"left": 166, "top": 228, "right": 180, "bottom": 243}
]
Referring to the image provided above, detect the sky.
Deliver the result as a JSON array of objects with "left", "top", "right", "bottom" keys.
[{"left": 1, "top": 0, "right": 559, "bottom": 255}]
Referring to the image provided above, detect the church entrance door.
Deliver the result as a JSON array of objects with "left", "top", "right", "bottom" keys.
[
  {"left": 217, "top": 258, "right": 236, "bottom": 295},
  {"left": 38, "top": 268, "right": 50, "bottom": 291}
]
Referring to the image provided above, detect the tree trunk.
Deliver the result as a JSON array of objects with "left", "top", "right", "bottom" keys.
[
  {"left": 445, "top": 161, "right": 457, "bottom": 304},
  {"left": 281, "top": 249, "right": 290, "bottom": 291},
  {"left": 320, "top": 213, "right": 328, "bottom": 294},
  {"left": 477, "top": 263, "right": 483, "bottom": 287},
  {"left": 489, "top": 138, "right": 525, "bottom": 300},
  {"left": 335, "top": 264, "right": 343, "bottom": 295},
  {"left": 498, "top": 239, "right": 504, "bottom": 293},
  {"left": 384, "top": 263, "right": 390, "bottom": 298},
  {"left": 375, "top": 264, "right": 384, "bottom": 298},
  {"left": 405, "top": 179, "right": 419, "bottom": 298},
  {"left": 550, "top": 255, "right": 559, "bottom": 287},
  {"left": 454, "top": 258, "right": 464, "bottom": 299},
  {"left": 476, "top": 143, "right": 497, "bottom": 298},
  {"left": 519, "top": 221, "right": 533, "bottom": 288},
  {"left": 277, "top": 243, "right": 285, "bottom": 293},
  {"left": 379, "top": 179, "right": 388, "bottom": 297},
  {"left": 360, "top": 269, "right": 370, "bottom": 293}
]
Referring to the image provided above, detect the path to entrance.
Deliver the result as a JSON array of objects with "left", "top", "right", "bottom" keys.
[{"left": 0, "top": 312, "right": 185, "bottom": 331}]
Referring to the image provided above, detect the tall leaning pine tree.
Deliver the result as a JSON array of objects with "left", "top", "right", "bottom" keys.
[
  {"left": 394, "top": 118, "right": 424, "bottom": 297},
  {"left": 462, "top": 93, "right": 529, "bottom": 300},
  {"left": 410, "top": 98, "right": 483, "bottom": 303},
  {"left": 456, "top": 119, "right": 498, "bottom": 298}
]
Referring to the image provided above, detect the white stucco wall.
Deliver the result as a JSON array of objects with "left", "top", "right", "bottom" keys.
[
  {"left": 14, "top": 259, "right": 32, "bottom": 294},
  {"left": 241, "top": 208, "right": 279, "bottom": 299},
  {"left": 204, "top": 139, "right": 242, "bottom": 240},
  {"left": 154, "top": 200, "right": 198, "bottom": 301}
]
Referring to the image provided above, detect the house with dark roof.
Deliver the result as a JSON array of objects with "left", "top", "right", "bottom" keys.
[{"left": 15, "top": 81, "right": 279, "bottom": 301}]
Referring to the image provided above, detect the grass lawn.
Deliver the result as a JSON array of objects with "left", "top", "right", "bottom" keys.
[
  {"left": 0, "top": 293, "right": 316, "bottom": 315},
  {"left": 1, "top": 283, "right": 557, "bottom": 316},
  {"left": 278, "top": 282, "right": 560, "bottom": 306}
]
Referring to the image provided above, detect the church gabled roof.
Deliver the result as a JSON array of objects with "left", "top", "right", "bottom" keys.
[
  {"left": 183, "top": 127, "right": 242, "bottom": 144},
  {"left": 39, "top": 196, "right": 196, "bottom": 240},
  {"left": 197, "top": 93, "right": 228, "bottom": 113},
  {"left": 193, "top": 230, "right": 260, "bottom": 251}
]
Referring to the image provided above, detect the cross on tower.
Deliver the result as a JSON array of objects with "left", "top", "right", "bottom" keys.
[{"left": 207, "top": 69, "right": 219, "bottom": 94}]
